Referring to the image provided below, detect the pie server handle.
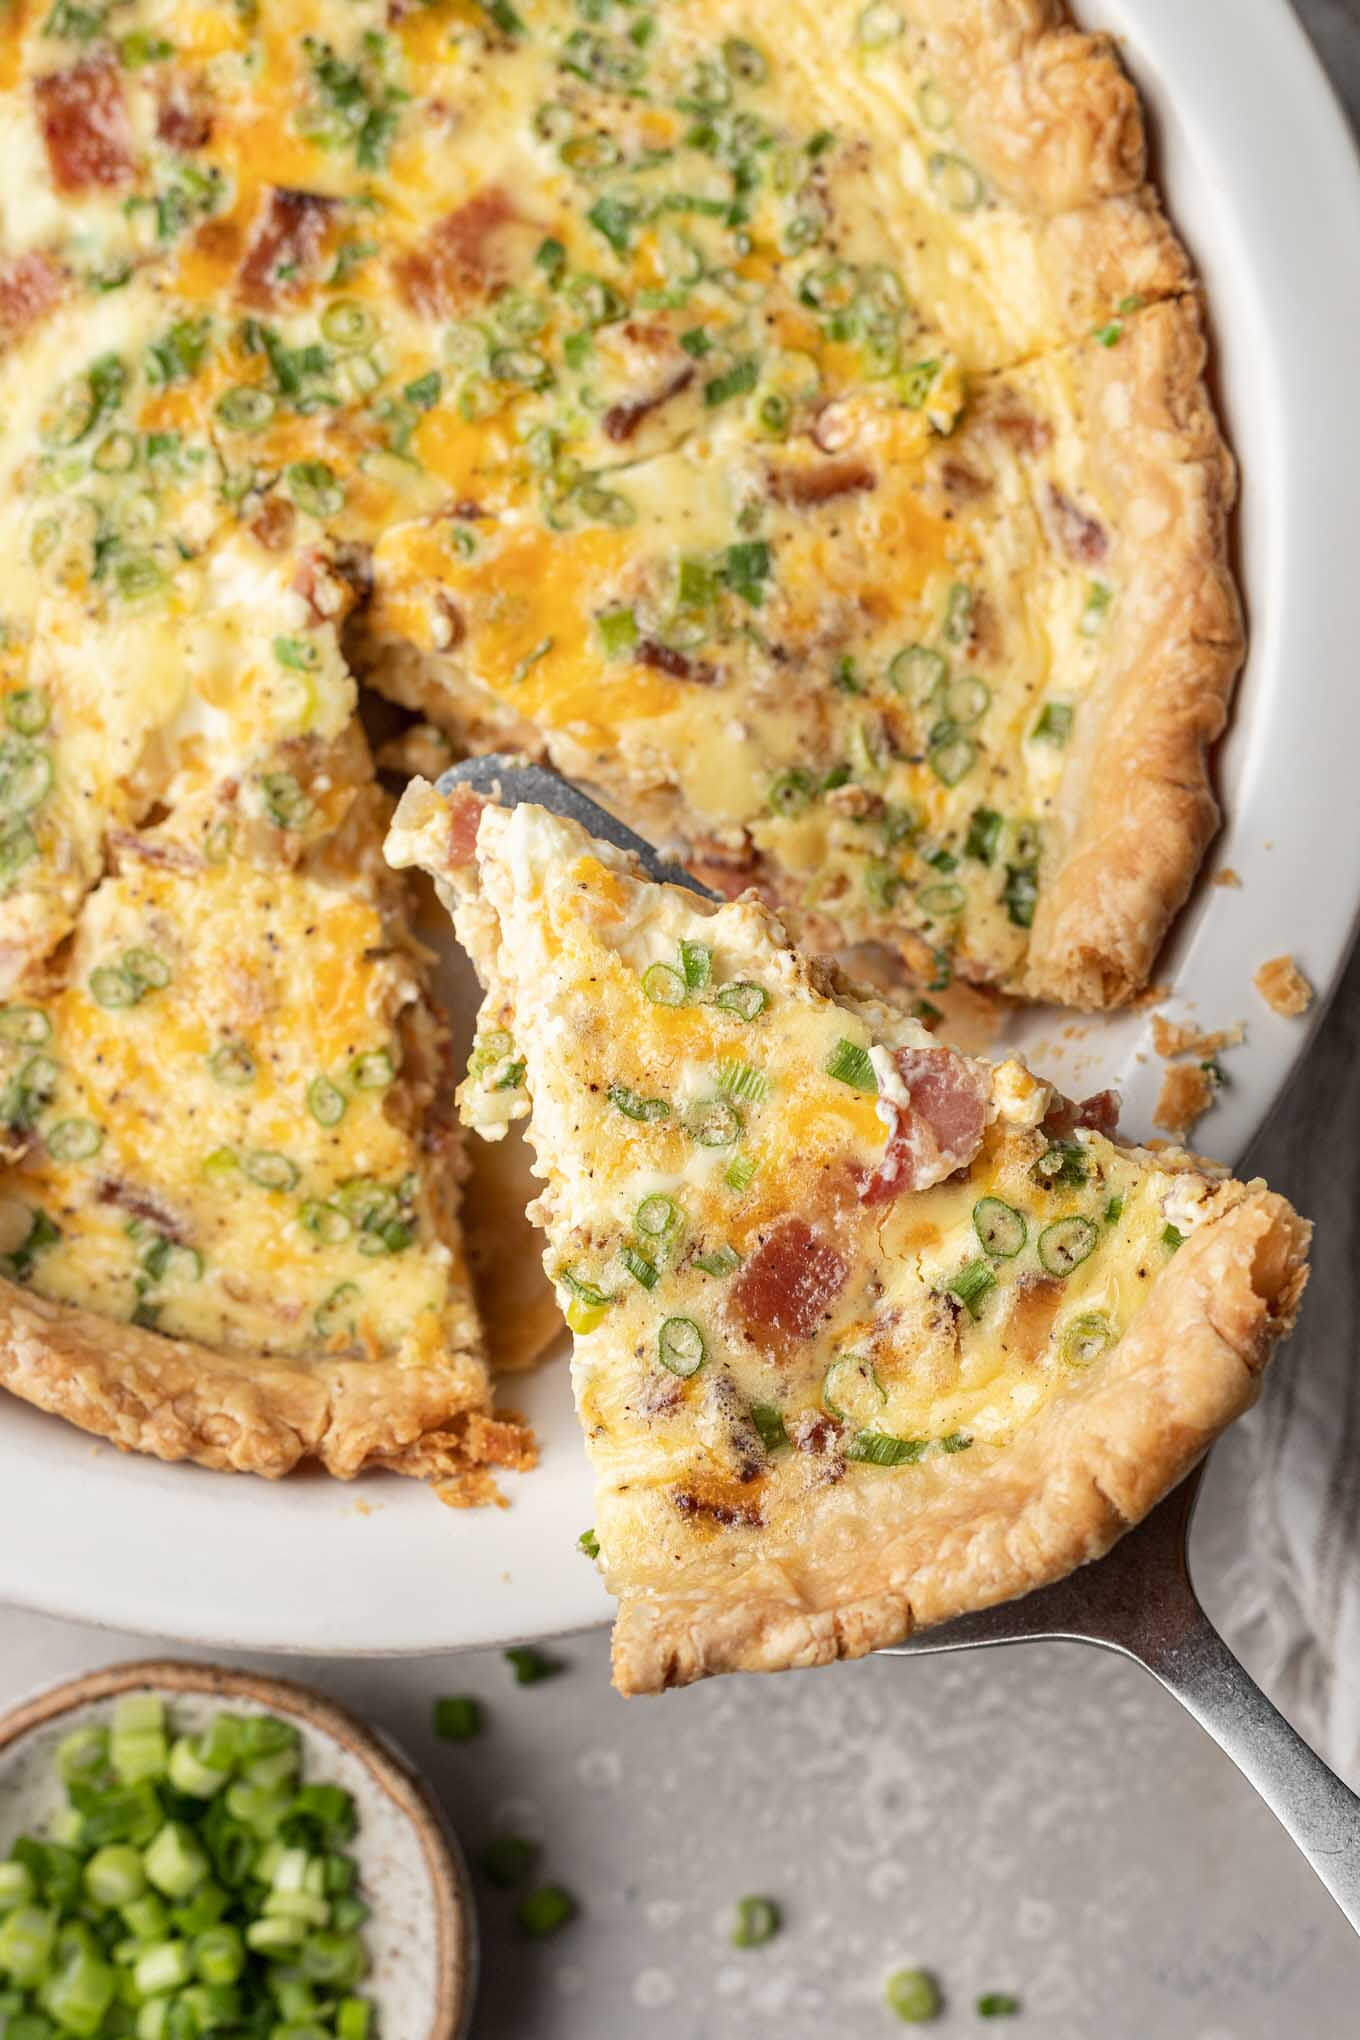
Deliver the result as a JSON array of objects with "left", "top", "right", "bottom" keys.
[
  {"left": 888, "top": 1469, "right": 1360, "bottom": 1935},
  {"left": 435, "top": 758, "right": 1360, "bottom": 1932}
]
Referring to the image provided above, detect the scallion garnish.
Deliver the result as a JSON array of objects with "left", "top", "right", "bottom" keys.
[
  {"left": 505, "top": 1647, "right": 561, "bottom": 1686},
  {"left": 846, "top": 1430, "right": 926, "bottom": 1467},
  {"left": 658, "top": 1316, "right": 705, "bottom": 1377},
  {"left": 680, "top": 940, "right": 711, "bottom": 991},
  {"left": 695, "top": 1243, "right": 741, "bottom": 1277},
  {"left": 686, "top": 1097, "right": 742, "bottom": 1146},
  {"left": 1162, "top": 1223, "right": 1184, "bottom": 1251},
  {"left": 972, "top": 1198, "right": 1026, "bottom": 1259},
  {"left": 715, "top": 1059, "right": 768, "bottom": 1104},
  {"left": 481, "top": 1836, "right": 539, "bottom": 1889},
  {"left": 620, "top": 1244, "right": 659, "bottom": 1289},
  {"left": 714, "top": 982, "right": 769, "bottom": 1021},
  {"left": 977, "top": 1992, "right": 1022, "bottom": 2018},
  {"left": 1032, "top": 701, "right": 1073, "bottom": 744},
  {"left": 751, "top": 1404, "right": 788, "bottom": 1452},
  {"left": 824, "top": 1038, "right": 876, "bottom": 1092},
  {"left": 433, "top": 1696, "right": 481, "bottom": 1742},
  {"left": 515, "top": 1885, "right": 576, "bottom": 1937},
  {"left": 1037, "top": 1217, "right": 1098, "bottom": 1277},
  {"left": 307, "top": 1076, "right": 347, "bottom": 1127},
  {"left": 731, "top": 1895, "right": 780, "bottom": 1948},
  {"left": 577, "top": 1528, "right": 600, "bottom": 1560},
  {"left": 885, "top": 1966, "right": 943, "bottom": 2022},
  {"left": 641, "top": 962, "right": 686, "bottom": 1007},
  {"left": 607, "top": 1083, "right": 670, "bottom": 1122}
]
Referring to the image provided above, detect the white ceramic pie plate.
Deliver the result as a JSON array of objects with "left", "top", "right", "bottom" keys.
[{"left": 2, "top": 0, "right": 1359, "bottom": 1655}]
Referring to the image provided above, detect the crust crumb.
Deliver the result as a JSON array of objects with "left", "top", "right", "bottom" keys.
[
  {"left": 1154, "top": 1062, "right": 1219, "bottom": 1137},
  {"left": 1254, "top": 955, "right": 1313, "bottom": 1019},
  {"left": 1212, "top": 867, "right": 1242, "bottom": 888},
  {"left": 1151, "top": 1015, "right": 1245, "bottom": 1060}
]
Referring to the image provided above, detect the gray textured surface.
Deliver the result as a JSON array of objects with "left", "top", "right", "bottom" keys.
[{"left": 3, "top": 4, "right": 1360, "bottom": 2035}]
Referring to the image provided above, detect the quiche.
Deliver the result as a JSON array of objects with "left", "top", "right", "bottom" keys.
[
  {"left": 1, "top": 0, "right": 1235, "bottom": 1012},
  {"left": 388, "top": 781, "right": 1309, "bottom": 1691}
]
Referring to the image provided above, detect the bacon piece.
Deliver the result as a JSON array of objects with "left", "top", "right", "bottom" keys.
[
  {"left": 444, "top": 785, "right": 486, "bottom": 867},
  {"left": 990, "top": 403, "right": 1053, "bottom": 457},
  {"left": 156, "top": 76, "right": 213, "bottom": 151},
  {"left": 768, "top": 458, "right": 875, "bottom": 508},
  {"left": 671, "top": 1486, "right": 764, "bottom": 1529},
  {"left": 602, "top": 363, "right": 694, "bottom": 444},
  {"left": 107, "top": 829, "right": 203, "bottom": 875},
  {"left": 394, "top": 187, "right": 524, "bottom": 317},
  {"left": 1044, "top": 483, "right": 1108, "bottom": 564},
  {"left": 0, "top": 253, "right": 64, "bottom": 348},
  {"left": 1041, "top": 1088, "right": 1121, "bottom": 1141},
  {"left": 729, "top": 1218, "right": 848, "bottom": 1350},
  {"left": 859, "top": 1047, "right": 989, "bottom": 1205},
  {"left": 939, "top": 458, "right": 990, "bottom": 502},
  {"left": 238, "top": 188, "right": 336, "bottom": 308},
  {"left": 635, "top": 639, "right": 714, "bottom": 684},
  {"left": 249, "top": 495, "right": 296, "bottom": 553},
  {"left": 37, "top": 52, "right": 134, "bottom": 193},
  {"left": 97, "top": 1179, "right": 186, "bottom": 1244}
]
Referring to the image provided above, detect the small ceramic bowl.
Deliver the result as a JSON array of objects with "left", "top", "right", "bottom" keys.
[{"left": 0, "top": 1659, "right": 476, "bottom": 2038}]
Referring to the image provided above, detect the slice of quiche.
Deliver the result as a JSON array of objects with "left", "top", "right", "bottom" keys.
[
  {"left": 0, "top": 749, "right": 531, "bottom": 1498},
  {"left": 388, "top": 781, "right": 1308, "bottom": 1691}
]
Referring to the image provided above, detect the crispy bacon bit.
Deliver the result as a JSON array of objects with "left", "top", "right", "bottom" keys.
[
  {"left": 859, "top": 1047, "right": 989, "bottom": 1205},
  {"left": 249, "top": 494, "right": 296, "bottom": 553},
  {"left": 601, "top": 363, "right": 694, "bottom": 444},
  {"left": 1041, "top": 1088, "right": 1121, "bottom": 1142},
  {"left": 939, "top": 458, "right": 990, "bottom": 502},
  {"left": 729, "top": 1219, "right": 848, "bottom": 1350},
  {"left": 97, "top": 1179, "right": 186, "bottom": 1243},
  {"left": 1044, "top": 483, "right": 1108, "bottom": 564},
  {"left": 444, "top": 785, "right": 486, "bottom": 868},
  {"left": 107, "top": 829, "right": 202, "bottom": 874},
  {"left": 967, "top": 591, "right": 1000, "bottom": 662},
  {"left": 990, "top": 403, "right": 1053, "bottom": 457},
  {"left": 238, "top": 188, "right": 335, "bottom": 308},
  {"left": 1254, "top": 954, "right": 1313, "bottom": 1019},
  {"left": 790, "top": 1410, "right": 842, "bottom": 1456},
  {"left": 0, "top": 252, "right": 64, "bottom": 349},
  {"left": 37, "top": 53, "right": 133, "bottom": 193},
  {"left": 156, "top": 76, "right": 213, "bottom": 151},
  {"left": 635, "top": 639, "right": 714, "bottom": 684},
  {"left": 767, "top": 458, "right": 876, "bottom": 508},
  {"left": 395, "top": 187, "right": 523, "bottom": 317}
]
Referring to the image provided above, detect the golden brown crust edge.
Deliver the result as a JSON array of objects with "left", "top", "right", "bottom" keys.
[
  {"left": 0, "top": 1273, "right": 533, "bottom": 1497},
  {"left": 611, "top": 1188, "right": 1307, "bottom": 1694},
  {"left": 1021, "top": 297, "right": 1244, "bottom": 1008}
]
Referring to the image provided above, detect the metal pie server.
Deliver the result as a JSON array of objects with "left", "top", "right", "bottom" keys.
[{"left": 438, "top": 753, "right": 1360, "bottom": 1934}]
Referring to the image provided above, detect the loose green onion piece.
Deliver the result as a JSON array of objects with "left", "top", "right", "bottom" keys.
[
  {"left": 166, "top": 1739, "right": 228, "bottom": 1800},
  {"left": 515, "top": 1885, "right": 576, "bottom": 1937},
  {"left": 680, "top": 940, "right": 711, "bottom": 991},
  {"left": 686, "top": 1096, "right": 742, "bottom": 1146},
  {"left": 1032, "top": 700, "right": 1073, "bottom": 744},
  {"left": 505, "top": 1647, "right": 561, "bottom": 1686},
  {"left": 274, "top": 634, "right": 320, "bottom": 672},
  {"left": 972, "top": 1197, "right": 1026, "bottom": 1259},
  {"left": 947, "top": 1258, "right": 997, "bottom": 1319},
  {"left": 577, "top": 1528, "right": 600, "bottom": 1559},
  {"left": 144, "top": 1825, "right": 209, "bottom": 1900},
  {"left": 1033, "top": 1141, "right": 1089, "bottom": 1188},
  {"left": 1162, "top": 1223, "right": 1184, "bottom": 1251},
  {"left": 977, "top": 1992, "right": 1022, "bottom": 2018},
  {"left": 658, "top": 1315, "right": 705, "bottom": 1377},
  {"left": 635, "top": 1193, "right": 679, "bottom": 1240},
  {"left": 731, "top": 1895, "right": 780, "bottom": 1948},
  {"left": 480, "top": 1837, "right": 539, "bottom": 1890},
  {"left": 45, "top": 1118, "right": 102, "bottom": 1162},
  {"left": 620, "top": 1243, "right": 659, "bottom": 1290},
  {"left": 714, "top": 981, "right": 769, "bottom": 1021},
  {"left": 1038, "top": 1217, "right": 1098, "bottom": 1277},
  {"left": 964, "top": 807, "right": 1003, "bottom": 864},
  {"left": 724, "top": 1155, "right": 758, "bottom": 1193},
  {"left": 825, "top": 1038, "right": 877, "bottom": 1092},
  {"left": 847, "top": 1430, "right": 925, "bottom": 1467},
  {"left": 751, "top": 1403, "right": 788, "bottom": 1452},
  {"left": 83, "top": 1845, "right": 145, "bottom": 1909},
  {"left": 885, "top": 1966, "right": 943, "bottom": 2022},
  {"left": 433, "top": 1694, "right": 481, "bottom": 1743},
  {"left": 715, "top": 1059, "right": 768, "bottom": 1104},
  {"left": 306, "top": 1076, "right": 346, "bottom": 1127},
  {"left": 0, "top": 1863, "right": 34, "bottom": 1912},
  {"left": 1105, "top": 1193, "right": 1125, "bottom": 1223},
  {"left": 607, "top": 1082, "right": 670, "bottom": 1122},
  {"left": 1060, "top": 1311, "right": 1111, "bottom": 1368},
  {"left": 337, "top": 1999, "right": 373, "bottom": 2040},
  {"left": 722, "top": 35, "right": 767, "bottom": 81},
  {"left": 641, "top": 962, "right": 687, "bottom": 1007},
  {"left": 0, "top": 1905, "right": 56, "bottom": 1985}
]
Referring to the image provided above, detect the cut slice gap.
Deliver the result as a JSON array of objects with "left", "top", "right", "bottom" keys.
[{"left": 386, "top": 783, "right": 1308, "bottom": 1692}]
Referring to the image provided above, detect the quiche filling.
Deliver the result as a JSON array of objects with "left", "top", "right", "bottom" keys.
[
  {"left": 0, "top": 0, "right": 1233, "bottom": 1006},
  {"left": 388, "top": 783, "right": 1308, "bottom": 1691}
]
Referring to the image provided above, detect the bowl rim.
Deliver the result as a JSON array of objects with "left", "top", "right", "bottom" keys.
[{"left": 0, "top": 1657, "right": 475, "bottom": 2040}]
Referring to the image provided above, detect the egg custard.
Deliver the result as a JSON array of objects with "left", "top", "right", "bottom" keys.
[{"left": 389, "top": 781, "right": 1308, "bottom": 1691}]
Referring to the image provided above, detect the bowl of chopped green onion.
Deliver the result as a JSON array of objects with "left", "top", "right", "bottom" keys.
[{"left": 0, "top": 1661, "right": 475, "bottom": 2040}]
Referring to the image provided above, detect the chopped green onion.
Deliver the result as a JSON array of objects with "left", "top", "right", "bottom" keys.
[
  {"left": 214, "top": 385, "right": 276, "bottom": 432},
  {"left": 577, "top": 1528, "right": 600, "bottom": 1559},
  {"left": 1080, "top": 580, "right": 1113, "bottom": 636},
  {"left": 885, "top": 1966, "right": 942, "bottom": 2022},
  {"left": 1033, "top": 1141, "right": 1088, "bottom": 1188},
  {"left": 888, "top": 644, "right": 947, "bottom": 701},
  {"left": 1032, "top": 701, "right": 1073, "bottom": 744},
  {"left": 731, "top": 1896, "right": 780, "bottom": 1948},
  {"left": 635, "top": 1194, "right": 680, "bottom": 1239},
  {"left": 972, "top": 1197, "right": 1026, "bottom": 1259},
  {"left": 607, "top": 1082, "right": 670, "bottom": 1122},
  {"left": 45, "top": 1118, "right": 102, "bottom": 1163},
  {"left": 641, "top": 962, "right": 686, "bottom": 1007},
  {"left": 928, "top": 735, "right": 976, "bottom": 786},
  {"left": 5, "top": 691, "right": 49, "bottom": 737},
  {"left": 432, "top": 1697, "right": 481, "bottom": 1742},
  {"left": 751, "top": 1403, "right": 788, "bottom": 1452},
  {"left": 714, "top": 981, "right": 769, "bottom": 1021},
  {"left": 144, "top": 1826, "right": 209, "bottom": 1900},
  {"left": 940, "top": 1431, "right": 973, "bottom": 1454},
  {"left": 1162, "top": 1223, "right": 1184, "bottom": 1251},
  {"left": 1104, "top": 1194, "right": 1125, "bottom": 1223},
  {"left": 918, "top": 881, "right": 965, "bottom": 919},
  {"left": 847, "top": 1430, "right": 925, "bottom": 1467},
  {"left": 505, "top": 1647, "right": 560, "bottom": 1686},
  {"left": 481, "top": 1837, "right": 539, "bottom": 1889},
  {"left": 306, "top": 1076, "right": 346, "bottom": 1127},
  {"left": 0, "top": 1006, "right": 50, "bottom": 1045},
  {"left": 620, "top": 1244, "right": 658, "bottom": 1289},
  {"left": 596, "top": 606, "right": 637, "bottom": 658},
  {"left": 1038, "top": 1217, "right": 1098, "bottom": 1277},
  {"left": 686, "top": 1097, "right": 742, "bottom": 1146},
  {"left": 856, "top": 2, "right": 903, "bottom": 46},
  {"left": 89, "top": 965, "right": 137, "bottom": 1010},
  {"left": 963, "top": 807, "right": 1002, "bottom": 864},
  {"left": 243, "top": 1151, "right": 299, "bottom": 1192},
  {"left": 724, "top": 1155, "right": 758, "bottom": 1192},
  {"left": 825, "top": 1038, "right": 877, "bottom": 1092},
  {"left": 823, "top": 1353, "right": 885, "bottom": 1426},
  {"left": 515, "top": 1885, "right": 576, "bottom": 1937},
  {"left": 658, "top": 1316, "right": 705, "bottom": 1377},
  {"left": 680, "top": 940, "right": 711, "bottom": 990},
  {"left": 284, "top": 460, "right": 344, "bottom": 518},
  {"left": 946, "top": 1258, "right": 997, "bottom": 1318},
  {"left": 1002, "top": 862, "right": 1038, "bottom": 929},
  {"left": 929, "top": 150, "right": 984, "bottom": 210},
  {"left": 704, "top": 358, "right": 758, "bottom": 407},
  {"left": 977, "top": 1991, "right": 1022, "bottom": 2018},
  {"left": 1060, "top": 1311, "right": 1111, "bottom": 1367},
  {"left": 715, "top": 1059, "right": 768, "bottom": 1104},
  {"left": 768, "top": 766, "right": 817, "bottom": 817}
]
